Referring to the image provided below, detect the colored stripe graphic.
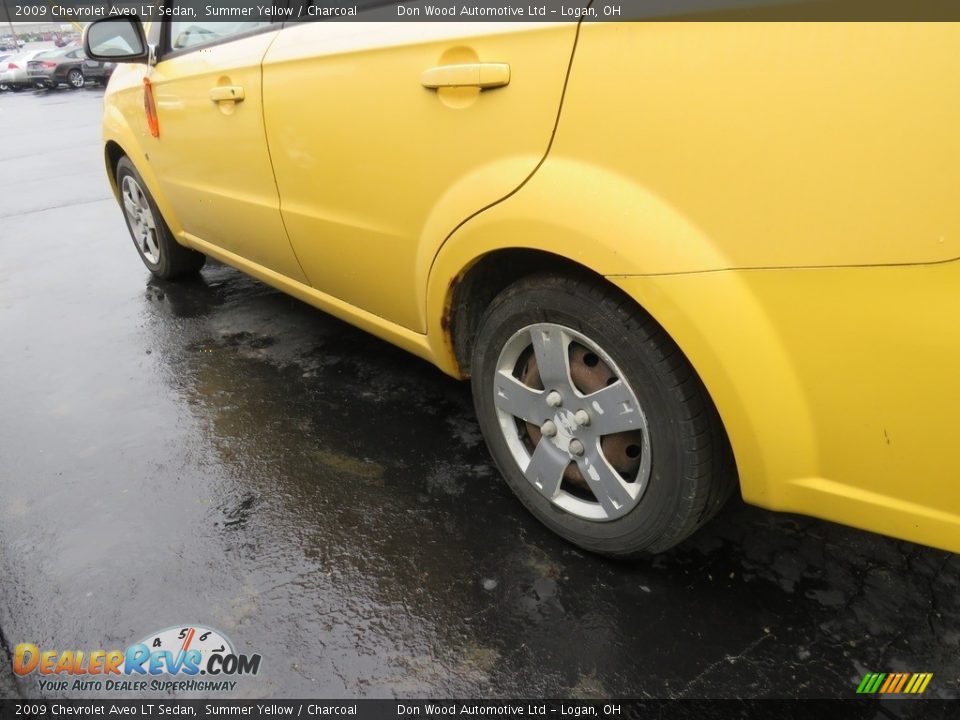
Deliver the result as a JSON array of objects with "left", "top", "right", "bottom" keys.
[
  {"left": 879, "top": 674, "right": 897, "bottom": 693},
  {"left": 857, "top": 672, "right": 932, "bottom": 694},
  {"left": 869, "top": 673, "right": 886, "bottom": 693},
  {"left": 856, "top": 673, "right": 885, "bottom": 694}
]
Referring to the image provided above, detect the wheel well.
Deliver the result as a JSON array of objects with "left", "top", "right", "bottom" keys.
[
  {"left": 104, "top": 141, "right": 126, "bottom": 191},
  {"left": 448, "top": 249, "right": 608, "bottom": 376},
  {"left": 448, "top": 248, "right": 740, "bottom": 501}
]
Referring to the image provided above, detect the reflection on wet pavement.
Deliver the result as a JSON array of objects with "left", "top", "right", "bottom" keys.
[{"left": 0, "top": 89, "right": 957, "bottom": 701}]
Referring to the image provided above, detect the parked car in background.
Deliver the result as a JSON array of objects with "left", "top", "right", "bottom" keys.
[
  {"left": 84, "top": 17, "right": 960, "bottom": 557},
  {"left": 27, "top": 47, "right": 113, "bottom": 89},
  {"left": 0, "top": 50, "right": 50, "bottom": 91}
]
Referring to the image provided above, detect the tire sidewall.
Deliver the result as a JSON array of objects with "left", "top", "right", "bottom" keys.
[{"left": 472, "top": 280, "right": 697, "bottom": 554}]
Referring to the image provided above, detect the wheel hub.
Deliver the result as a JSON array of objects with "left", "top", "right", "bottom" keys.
[
  {"left": 551, "top": 408, "right": 578, "bottom": 448},
  {"left": 493, "top": 323, "right": 652, "bottom": 521},
  {"left": 519, "top": 345, "right": 644, "bottom": 490}
]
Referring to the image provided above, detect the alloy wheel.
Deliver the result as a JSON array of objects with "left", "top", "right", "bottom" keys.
[{"left": 121, "top": 176, "right": 161, "bottom": 264}]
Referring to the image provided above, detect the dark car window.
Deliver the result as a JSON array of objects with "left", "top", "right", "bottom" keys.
[
  {"left": 159, "top": 0, "right": 292, "bottom": 57},
  {"left": 168, "top": 21, "right": 271, "bottom": 51}
]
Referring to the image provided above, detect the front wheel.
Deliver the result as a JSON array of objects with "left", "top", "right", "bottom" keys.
[
  {"left": 116, "top": 157, "right": 206, "bottom": 280},
  {"left": 471, "top": 274, "right": 735, "bottom": 557},
  {"left": 66, "top": 69, "right": 84, "bottom": 89}
]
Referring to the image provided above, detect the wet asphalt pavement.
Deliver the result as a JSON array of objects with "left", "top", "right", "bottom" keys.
[{"left": 1, "top": 87, "right": 959, "bottom": 702}]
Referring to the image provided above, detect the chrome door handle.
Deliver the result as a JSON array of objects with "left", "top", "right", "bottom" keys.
[
  {"left": 420, "top": 63, "right": 510, "bottom": 89},
  {"left": 210, "top": 86, "right": 245, "bottom": 102}
]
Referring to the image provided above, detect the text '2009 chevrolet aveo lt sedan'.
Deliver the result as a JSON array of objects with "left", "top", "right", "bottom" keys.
[{"left": 82, "top": 13, "right": 960, "bottom": 557}]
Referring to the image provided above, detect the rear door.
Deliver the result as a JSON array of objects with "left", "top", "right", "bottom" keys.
[
  {"left": 262, "top": 7, "right": 584, "bottom": 331},
  {"left": 143, "top": 14, "right": 307, "bottom": 282}
]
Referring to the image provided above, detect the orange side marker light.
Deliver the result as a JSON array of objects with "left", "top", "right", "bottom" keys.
[{"left": 144, "top": 77, "right": 159, "bottom": 138}]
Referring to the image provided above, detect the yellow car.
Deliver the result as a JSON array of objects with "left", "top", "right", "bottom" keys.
[{"left": 84, "top": 16, "right": 960, "bottom": 557}]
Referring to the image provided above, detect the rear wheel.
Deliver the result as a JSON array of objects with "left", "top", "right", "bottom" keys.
[
  {"left": 67, "top": 69, "right": 84, "bottom": 89},
  {"left": 115, "top": 156, "right": 206, "bottom": 280},
  {"left": 471, "top": 274, "right": 735, "bottom": 557}
]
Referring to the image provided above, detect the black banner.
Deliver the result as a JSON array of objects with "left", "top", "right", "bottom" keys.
[
  {"left": 0, "top": 700, "right": 957, "bottom": 720},
  {"left": 4, "top": 0, "right": 960, "bottom": 23}
]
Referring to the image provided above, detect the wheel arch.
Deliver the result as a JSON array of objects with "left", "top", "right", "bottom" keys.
[
  {"left": 424, "top": 155, "right": 736, "bottom": 377},
  {"left": 104, "top": 139, "right": 126, "bottom": 200},
  {"left": 424, "top": 163, "right": 819, "bottom": 509},
  {"left": 100, "top": 98, "right": 187, "bottom": 242},
  {"left": 433, "top": 243, "right": 822, "bottom": 510},
  {"left": 444, "top": 249, "right": 606, "bottom": 378}
]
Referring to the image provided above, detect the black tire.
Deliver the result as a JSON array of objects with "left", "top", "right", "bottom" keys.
[
  {"left": 66, "top": 68, "right": 84, "bottom": 89},
  {"left": 471, "top": 274, "right": 735, "bottom": 557},
  {"left": 115, "top": 156, "right": 206, "bottom": 280}
]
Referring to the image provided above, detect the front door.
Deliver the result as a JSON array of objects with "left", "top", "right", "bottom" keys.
[{"left": 146, "top": 18, "right": 306, "bottom": 283}]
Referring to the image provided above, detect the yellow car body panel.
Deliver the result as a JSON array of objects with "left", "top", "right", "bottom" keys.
[
  {"left": 98, "top": 20, "right": 960, "bottom": 553},
  {"left": 610, "top": 262, "right": 960, "bottom": 553},
  {"left": 102, "top": 67, "right": 179, "bottom": 233},
  {"left": 141, "top": 30, "right": 308, "bottom": 283},
  {"left": 425, "top": 21, "right": 960, "bottom": 553},
  {"left": 260, "top": 21, "right": 581, "bottom": 331},
  {"left": 550, "top": 21, "right": 960, "bottom": 272}
]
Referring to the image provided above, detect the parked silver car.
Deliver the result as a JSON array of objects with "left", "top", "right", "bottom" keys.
[{"left": 0, "top": 50, "right": 49, "bottom": 91}]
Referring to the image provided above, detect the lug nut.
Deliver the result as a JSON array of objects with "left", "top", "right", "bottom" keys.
[
  {"left": 546, "top": 391, "right": 563, "bottom": 407},
  {"left": 574, "top": 409, "right": 591, "bottom": 426},
  {"left": 541, "top": 420, "right": 558, "bottom": 438},
  {"left": 568, "top": 439, "right": 585, "bottom": 456}
]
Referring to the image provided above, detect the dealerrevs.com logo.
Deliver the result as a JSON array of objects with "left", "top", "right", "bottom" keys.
[{"left": 14, "top": 625, "right": 261, "bottom": 693}]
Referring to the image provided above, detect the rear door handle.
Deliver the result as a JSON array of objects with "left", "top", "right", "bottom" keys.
[
  {"left": 210, "top": 86, "right": 245, "bottom": 102},
  {"left": 420, "top": 63, "right": 510, "bottom": 89}
]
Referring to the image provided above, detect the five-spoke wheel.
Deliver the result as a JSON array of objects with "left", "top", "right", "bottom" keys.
[
  {"left": 115, "top": 156, "right": 206, "bottom": 279},
  {"left": 121, "top": 175, "right": 161, "bottom": 265},
  {"left": 472, "top": 274, "right": 734, "bottom": 556}
]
